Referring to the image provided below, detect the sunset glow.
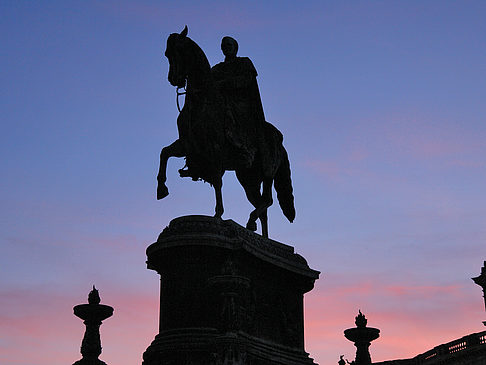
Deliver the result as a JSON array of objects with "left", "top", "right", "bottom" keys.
[{"left": 1, "top": 1, "right": 485, "bottom": 364}]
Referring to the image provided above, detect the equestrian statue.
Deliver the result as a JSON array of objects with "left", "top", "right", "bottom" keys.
[{"left": 157, "top": 26, "right": 295, "bottom": 238}]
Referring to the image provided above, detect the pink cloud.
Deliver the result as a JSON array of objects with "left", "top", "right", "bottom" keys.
[
  {"left": 348, "top": 147, "right": 369, "bottom": 162},
  {"left": 302, "top": 156, "right": 409, "bottom": 192},
  {"left": 448, "top": 159, "right": 485, "bottom": 168},
  {"left": 303, "top": 145, "right": 374, "bottom": 183},
  {"left": 385, "top": 284, "right": 462, "bottom": 299},
  {"left": 304, "top": 112, "right": 486, "bottom": 187},
  {"left": 381, "top": 114, "right": 486, "bottom": 165},
  {"left": 304, "top": 160, "right": 348, "bottom": 180}
]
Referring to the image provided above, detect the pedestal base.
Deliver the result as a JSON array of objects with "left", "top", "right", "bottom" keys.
[{"left": 143, "top": 215, "right": 320, "bottom": 365}]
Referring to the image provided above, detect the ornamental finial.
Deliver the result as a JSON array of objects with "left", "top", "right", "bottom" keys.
[
  {"left": 88, "top": 285, "right": 101, "bottom": 305},
  {"left": 355, "top": 310, "right": 367, "bottom": 328}
]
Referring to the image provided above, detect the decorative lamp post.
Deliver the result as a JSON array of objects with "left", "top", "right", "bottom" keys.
[
  {"left": 73, "top": 286, "right": 114, "bottom": 365},
  {"left": 343, "top": 311, "right": 380, "bottom": 365},
  {"left": 472, "top": 261, "right": 486, "bottom": 326}
]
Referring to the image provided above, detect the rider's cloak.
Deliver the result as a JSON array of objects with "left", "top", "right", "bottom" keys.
[{"left": 211, "top": 56, "right": 267, "bottom": 170}]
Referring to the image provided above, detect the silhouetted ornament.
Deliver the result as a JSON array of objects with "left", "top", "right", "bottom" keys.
[
  {"left": 472, "top": 260, "right": 486, "bottom": 326},
  {"left": 72, "top": 287, "right": 113, "bottom": 365},
  {"left": 88, "top": 285, "right": 101, "bottom": 305},
  {"left": 355, "top": 310, "right": 367, "bottom": 328}
]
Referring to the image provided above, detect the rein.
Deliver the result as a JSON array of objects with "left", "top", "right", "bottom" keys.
[{"left": 176, "top": 86, "right": 186, "bottom": 113}]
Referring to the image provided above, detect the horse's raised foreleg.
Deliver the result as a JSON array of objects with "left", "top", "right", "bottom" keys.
[
  {"left": 213, "top": 177, "right": 224, "bottom": 218},
  {"left": 157, "top": 139, "right": 185, "bottom": 200}
]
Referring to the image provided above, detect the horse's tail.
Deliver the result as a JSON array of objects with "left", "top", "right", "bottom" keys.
[{"left": 274, "top": 146, "right": 295, "bottom": 223}]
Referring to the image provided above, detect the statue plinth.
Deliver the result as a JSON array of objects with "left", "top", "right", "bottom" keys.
[{"left": 143, "top": 215, "right": 320, "bottom": 365}]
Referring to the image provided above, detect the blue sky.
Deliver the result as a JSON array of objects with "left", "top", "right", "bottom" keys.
[{"left": 1, "top": 1, "right": 486, "bottom": 364}]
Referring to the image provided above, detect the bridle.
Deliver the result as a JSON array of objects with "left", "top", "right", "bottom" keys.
[{"left": 176, "top": 86, "right": 186, "bottom": 113}]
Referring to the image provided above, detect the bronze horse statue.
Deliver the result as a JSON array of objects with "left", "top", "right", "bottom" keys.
[{"left": 157, "top": 26, "right": 295, "bottom": 238}]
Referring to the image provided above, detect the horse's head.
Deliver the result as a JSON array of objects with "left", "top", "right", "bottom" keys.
[{"left": 165, "top": 26, "right": 191, "bottom": 88}]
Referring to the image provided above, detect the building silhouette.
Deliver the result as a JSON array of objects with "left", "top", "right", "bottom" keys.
[
  {"left": 373, "top": 331, "right": 486, "bottom": 365},
  {"left": 372, "top": 261, "right": 486, "bottom": 365}
]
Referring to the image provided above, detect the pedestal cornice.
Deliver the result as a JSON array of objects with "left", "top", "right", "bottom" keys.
[{"left": 147, "top": 215, "right": 319, "bottom": 285}]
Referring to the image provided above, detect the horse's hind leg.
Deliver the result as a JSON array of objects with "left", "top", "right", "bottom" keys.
[
  {"left": 245, "top": 188, "right": 261, "bottom": 233},
  {"left": 260, "top": 209, "right": 268, "bottom": 238},
  {"left": 236, "top": 170, "right": 262, "bottom": 233},
  {"left": 157, "top": 139, "right": 184, "bottom": 200},
  {"left": 247, "top": 178, "right": 273, "bottom": 238},
  {"left": 213, "top": 176, "right": 224, "bottom": 218},
  {"left": 238, "top": 181, "right": 269, "bottom": 238}
]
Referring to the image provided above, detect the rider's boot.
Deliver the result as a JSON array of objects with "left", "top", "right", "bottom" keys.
[
  {"left": 178, "top": 168, "right": 191, "bottom": 177},
  {"left": 179, "top": 168, "right": 199, "bottom": 181}
]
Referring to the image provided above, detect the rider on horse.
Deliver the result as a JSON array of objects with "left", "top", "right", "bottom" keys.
[
  {"left": 158, "top": 27, "right": 294, "bottom": 236},
  {"left": 211, "top": 36, "right": 270, "bottom": 173}
]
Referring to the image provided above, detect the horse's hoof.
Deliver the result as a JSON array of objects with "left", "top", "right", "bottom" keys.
[
  {"left": 157, "top": 185, "right": 169, "bottom": 200},
  {"left": 246, "top": 221, "right": 257, "bottom": 232}
]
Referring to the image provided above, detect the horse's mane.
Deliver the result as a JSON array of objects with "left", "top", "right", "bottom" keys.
[
  {"left": 186, "top": 37, "right": 211, "bottom": 74},
  {"left": 168, "top": 33, "right": 211, "bottom": 76}
]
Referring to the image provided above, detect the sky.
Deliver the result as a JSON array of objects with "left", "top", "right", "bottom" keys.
[{"left": 1, "top": 1, "right": 485, "bottom": 364}]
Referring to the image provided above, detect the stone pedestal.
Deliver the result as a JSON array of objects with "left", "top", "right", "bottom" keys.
[{"left": 143, "top": 215, "right": 320, "bottom": 365}]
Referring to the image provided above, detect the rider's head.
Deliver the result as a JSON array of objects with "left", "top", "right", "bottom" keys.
[{"left": 221, "top": 36, "right": 238, "bottom": 59}]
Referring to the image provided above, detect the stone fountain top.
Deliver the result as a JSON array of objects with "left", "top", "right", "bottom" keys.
[{"left": 73, "top": 286, "right": 113, "bottom": 322}]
